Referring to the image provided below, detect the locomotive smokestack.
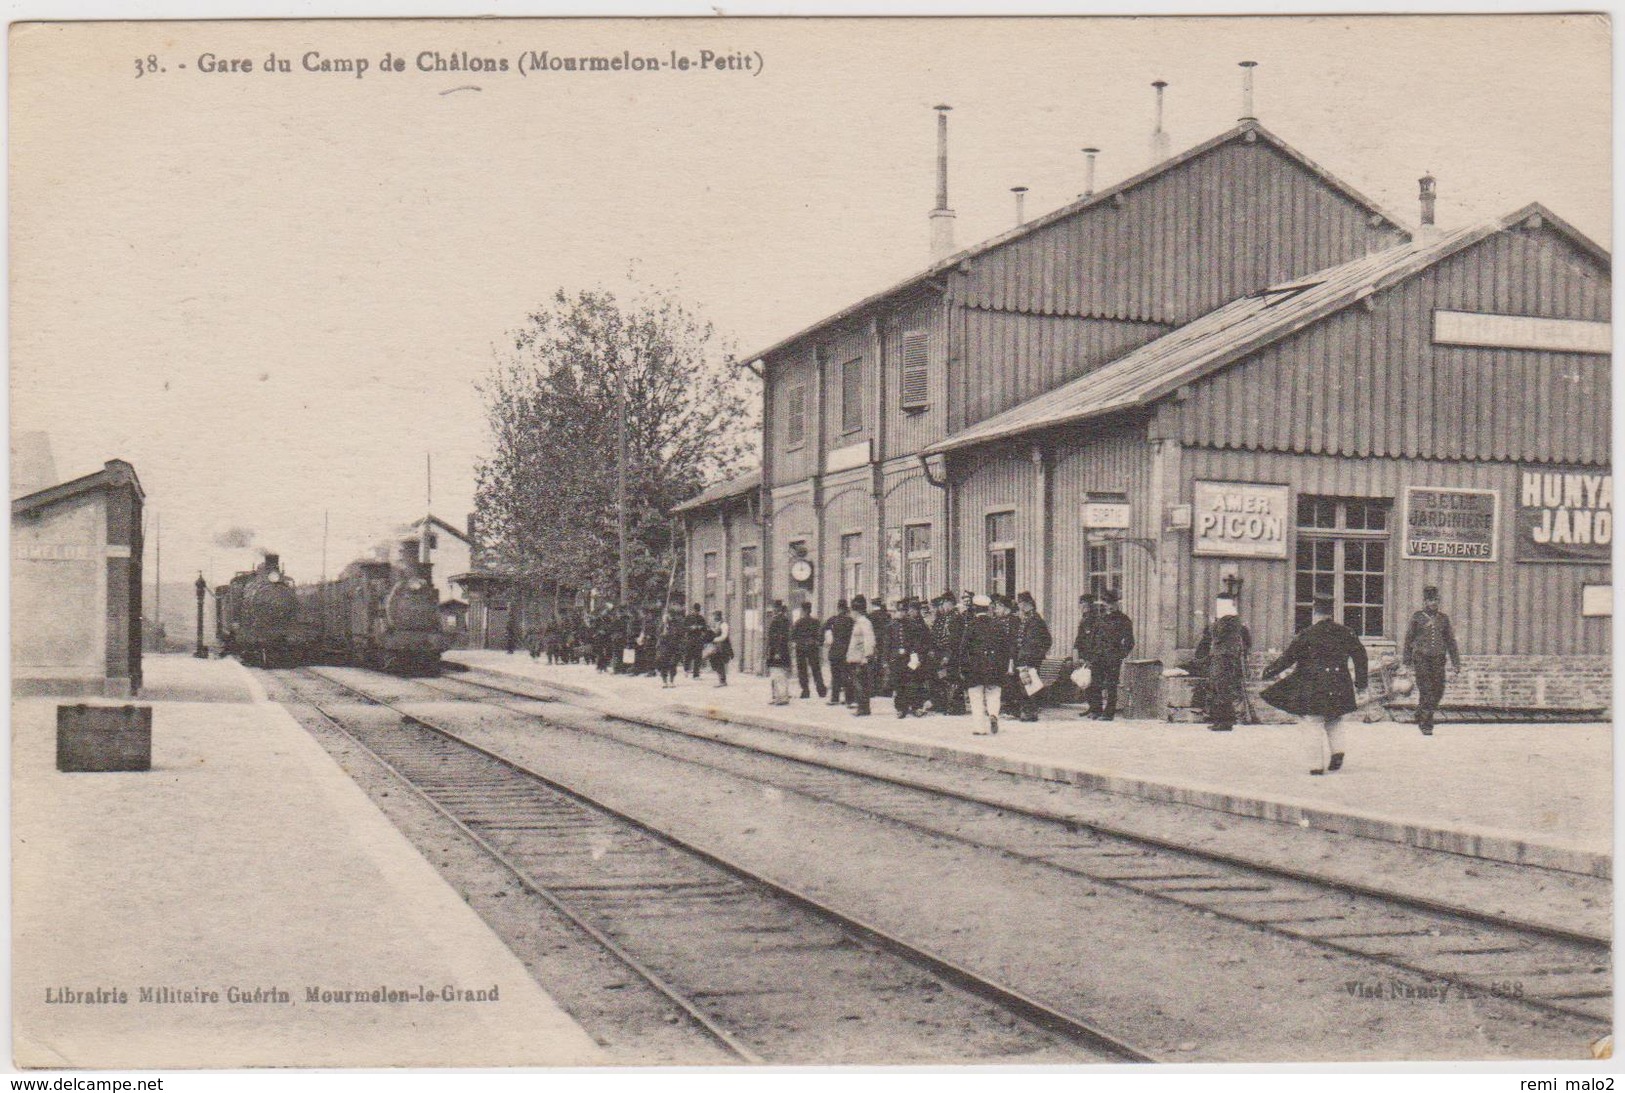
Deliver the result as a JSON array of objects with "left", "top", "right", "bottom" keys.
[
  {"left": 929, "top": 104, "right": 957, "bottom": 261},
  {"left": 398, "top": 538, "right": 422, "bottom": 573},
  {"left": 261, "top": 553, "right": 280, "bottom": 574}
]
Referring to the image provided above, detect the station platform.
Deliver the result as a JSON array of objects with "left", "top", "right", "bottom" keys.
[
  {"left": 12, "top": 653, "right": 607, "bottom": 1069},
  {"left": 448, "top": 650, "right": 1612, "bottom": 879}
]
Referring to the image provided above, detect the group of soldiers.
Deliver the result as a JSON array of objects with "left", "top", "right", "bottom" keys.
[
  {"left": 527, "top": 604, "right": 735, "bottom": 685},
  {"left": 759, "top": 587, "right": 1137, "bottom": 736}
]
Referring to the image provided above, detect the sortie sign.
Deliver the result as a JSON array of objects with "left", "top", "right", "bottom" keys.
[
  {"left": 1402, "top": 487, "right": 1498, "bottom": 562},
  {"left": 1516, "top": 465, "right": 1612, "bottom": 563},
  {"left": 1192, "top": 481, "right": 1289, "bottom": 558}
]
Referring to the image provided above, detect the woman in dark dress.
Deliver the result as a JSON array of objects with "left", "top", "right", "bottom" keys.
[{"left": 1194, "top": 593, "right": 1250, "bottom": 732}]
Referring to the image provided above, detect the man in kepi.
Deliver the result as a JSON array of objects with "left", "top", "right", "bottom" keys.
[
  {"left": 790, "top": 601, "right": 826, "bottom": 700},
  {"left": 765, "top": 599, "right": 792, "bottom": 706},
  {"left": 1011, "top": 591, "right": 1052, "bottom": 722},
  {"left": 1088, "top": 589, "right": 1135, "bottom": 721},
  {"left": 1262, "top": 594, "right": 1369, "bottom": 775},
  {"left": 1403, "top": 585, "right": 1461, "bottom": 736}
]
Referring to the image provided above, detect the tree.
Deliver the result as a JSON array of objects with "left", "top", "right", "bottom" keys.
[{"left": 474, "top": 285, "right": 758, "bottom": 607}]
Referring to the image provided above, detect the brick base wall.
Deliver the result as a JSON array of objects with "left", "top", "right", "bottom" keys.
[{"left": 1162, "top": 653, "right": 1610, "bottom": 723}]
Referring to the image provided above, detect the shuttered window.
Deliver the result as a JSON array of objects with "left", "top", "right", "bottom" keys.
[
  {"left": 899, "top": 331, "right": 930, "bottom": 411},
  {"left": 785, "top": 384, "right": 806, "bottom": 448},
  {"left": 841, "top": 358, "right": 863, "bottom": 434}
]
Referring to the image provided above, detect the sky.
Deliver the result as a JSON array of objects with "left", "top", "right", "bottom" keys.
[{"left": 9, "top": 14, "right": 1611, "bottom": 592}]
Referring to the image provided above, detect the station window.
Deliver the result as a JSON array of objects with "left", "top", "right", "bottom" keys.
[
  {"left": 1294, "top": 496, "right": 1391, "bottom": 637},
  {"left": 785, "top": 385, "right": 807, "bottom": 448},
  {"left": 1087, "top": 537, "right": 1124, "bottom": 599},
  {"left": 702, "top": 551, "right": 720, "bottom": 617},
  {"left": 904, "top": 523, "right": 933, "bottom": 599},
  {"left": 986, "top": 511, "right": 1016, "bottom": 600},
  {"left": 841, "top": 358, "right": 864, "bottom": 434},
  {"left": 840, "top": 532, "right": 864, "bottom": 602}
]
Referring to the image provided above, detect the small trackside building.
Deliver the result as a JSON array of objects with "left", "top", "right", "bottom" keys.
[
  {"left": 923, "top": 204, "right": 1611, "bottom": 717},
  {"left": 750, "top": 121, "right": 1412, "bottom": 660},
  {"left": 12, "top": 459, "right": 146, "bottom": 697},
  {"left": 674, "top": 470, "right": 765, "bottom": 673}
]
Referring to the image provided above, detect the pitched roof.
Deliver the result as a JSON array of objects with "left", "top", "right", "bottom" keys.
[
  {"left": 922, "top": 202, "right": 1607, "bottom": 457},
  {"left": 409, "top": 514, "right": 471, "bottom": 545},
  {"left": 744, "top": 121, "right": 1411, "bottom": 367},
  {"left": 672, "top": 469, "right": 762, "bottom": 514},
  {"left": 12, "top": 459, "right": 143, "bottom": 517}
]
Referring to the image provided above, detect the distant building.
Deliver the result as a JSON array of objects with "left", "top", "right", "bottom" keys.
[{"left": 13, "top": 459, "right": 145, "bottom": 697}]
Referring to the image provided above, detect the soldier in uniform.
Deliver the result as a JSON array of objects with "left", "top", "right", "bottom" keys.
[
  {"left": 1090, "top": 589, "right": 1136, "bottom": 721},
  {"left": 932, "top": 591, "right": 968, "bottom": 715},
  {"left": 890, "top": 598, "right": 934, "bottom": 718},
  {"left": 1402, "top": 585, "right": 1461, "bottom": 736},
  {"left": 1072, "top": 592, "right": 1100, "bottom": 717},
  {"left": 1011, "top": 591, "right": 1053, "bottom": 722}
]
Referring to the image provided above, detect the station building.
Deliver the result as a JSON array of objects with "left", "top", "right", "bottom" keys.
[
  {"left": 12, "top": 459, "right": 146, "bottom": 697},
  {"left": 681, "top": 114, "right": 1610, "bottom": 713}
]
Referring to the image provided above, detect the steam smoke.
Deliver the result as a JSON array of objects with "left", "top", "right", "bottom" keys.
[{"left": 213, "top": 526, "right": 256, "bottom": 549}]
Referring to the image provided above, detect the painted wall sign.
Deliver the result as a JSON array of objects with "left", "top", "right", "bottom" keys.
[
  {"left": 1192, "top": 481, "right": 1289, "bottom": 558},
  {"left": 1516, "top": 465, "right": 1612, "bottom": 563},
  {"left": 1433, "top": 310, "right": 1611, "bottom": 355},
  {"left": 1582, "top": 584, "right": 1612, "bottom": 618},
  {"left": 14, "top": 542, "right": 94, "bottom": 561},
  {"left": 824, "top": 439, "right": 871, "bottom": 474},
  {"left": 1401, "top": 487, "right": 1498, "bottom": 562},
  {"left": 1081, "top": 501, "right": 1131, "bottom": 529}
]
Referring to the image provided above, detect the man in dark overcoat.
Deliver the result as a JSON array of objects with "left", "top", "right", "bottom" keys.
[
  {"left": 1011, "top": 591, "right": 1053, "bottom": 722},
  {"left": 931, "top": 592, "right": 967, "bottom": 715},
  {"left": 683, "top": 604, "right": 710, "bottom": 679},
  {"left": 765, "top": 599, "right": 793, "bottom": 705},
  {"left": 822, "top": 599, "right": 854, "bottom": 706},
  {"left": 1072, "top": 592, "right": 1099, "bottom": 716},
  {"left": 790, "top": 601, "right": 826, "bottom": 699},
  {"left": 1088, "top": 589, "right": 1135, "bottom": 721},
  {"left": 1402, "top": 585, "right": 1461, "bottom": 736},
  {"left": 890, "top": 598, "right": 934, "bottom": 718},
  {"left": 1262, "top": 595, "right": 1369, "bottom": 774}
]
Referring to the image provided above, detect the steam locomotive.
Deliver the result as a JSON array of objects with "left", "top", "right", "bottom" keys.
[
  {"left": 214, "top": 554, "right": 310, "bottom": 668},
  {"left": 294, "top": 537, "right": 449, "bottom": 674}
]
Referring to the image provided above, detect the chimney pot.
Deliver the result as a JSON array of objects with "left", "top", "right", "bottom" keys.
[
  {"left": 1150, "top": 79, "right": 1172, "bottom": 163},
  {"left": 1418, "top": 172, "right": 1439, "bottom": 241},
  {"left": 1081, "top": 147, "right": 1100, "bottom": 198},
  {"left": 1238, "top": 60, "right": 1258, "bottom": 123},
  {"left": 929, "top": 104, "right": 956, "bottom": 260},
  {"left": 1010, "top": 185, "right": 1029, "bottom": 226}
]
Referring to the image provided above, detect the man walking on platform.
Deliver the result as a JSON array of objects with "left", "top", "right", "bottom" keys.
[
  {"left": 1089, "top": 589, "right": 1135, "bottom": 720},
  {"left": 790, "top": 601, "right": 826, "bottom": 699},
  {"left": 682, "top": 604, "right": 709, "bottom": 680},
  {"left": 1403, "top": 585, "right": 1461, "bottom": 736},
  {"left": 959, "top": 594, "right": 1015, "bottom": 736},
  {"left": 1012, "top": 591, "right": 1052, "bottom": 722},
  {"left": 1073, "top": 592, "right": 1099, "bottom": 717},
  {"left": 823, "top": 599, "right": 854, "bottom": 706},
  {"left": 765, "top": 599, "right": 793, "bottom": 705},
  {"left": 845, "top": 595, "right": 876, "bottom": 716},
  {"left": 1262, "top": 595, "right": 1369, "bottom": 775}
]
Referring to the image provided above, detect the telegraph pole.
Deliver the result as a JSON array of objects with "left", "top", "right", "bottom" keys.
[{"left": 617, "top": 362, "right": 629, "bottom": 606}]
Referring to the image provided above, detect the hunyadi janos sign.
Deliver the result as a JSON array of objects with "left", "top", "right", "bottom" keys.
[
  {"left": 1516, "top": 465, "right": 1611, "bottom": 563},
  {"left": 1402, "top": 487, "right": 1498, "bottom": 562},
  {"left": 1192, "top": 481, "right": 1289, "bottom": 559}
]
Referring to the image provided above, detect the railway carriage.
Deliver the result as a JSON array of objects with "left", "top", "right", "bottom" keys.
[{"left": 296, "top": 538, "right": 449, "bottom": 674}]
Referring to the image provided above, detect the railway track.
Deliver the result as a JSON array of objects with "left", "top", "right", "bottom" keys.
[
  {"left": 273, "top": 667, "right": 1155, "bottom": 1066},
  {"left": 409, "top": 667, "right": 1612, "bottom": 1030}
]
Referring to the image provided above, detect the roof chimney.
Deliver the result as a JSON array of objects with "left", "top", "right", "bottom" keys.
[
  {"left": 929, "top": 104, "right": 956, "bottom": 261},
  {"left": 1238, "top": 61, "right": 1258, "bottom": 123},
  {"left": 1418, "top": 172, "right": 1439, "bottom": 241},
  {"left": 1010, "top": 185, "right": 1028, "bottom": 227},
  {"left": 1081, "top": 147, "right": 1099, "bottom": 198},
  {"left": 1150, "top": 80, "right": 1171, "bottom": 163}
]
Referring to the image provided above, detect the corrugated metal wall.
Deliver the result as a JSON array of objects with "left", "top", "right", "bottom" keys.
[
  {"left": 957, "top": 308, "right": 1170, "bottom": 427},
  {"left": 768, "top": 483, "right": 815, "bottom": 608},
  {"left": 1049, "top": 422, "right": 1156, "bottom": 659},
  {"left": 951, "top": 442, "right": 1040, "bottom": 599},
  {"left": 1165, "top": 224, "right": 1611, "bottom": 465},
  {"left": 820, "top": 324, "right": 872, "bottom": 461},
  {"left": 880, "top": 464, "right": 947, "bottom": 602},
  {"left": 1179, "top": 447, "right": 1610, "bottom": 657},
  {"left": 685, "top": 509, "right": 727, "bottom": 615},
  {"left": 822, "top": 467, "right": 877, "bottom": 604},
  {"left": 959, "top": 139, "right": 1404, "bottom": 324}
]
